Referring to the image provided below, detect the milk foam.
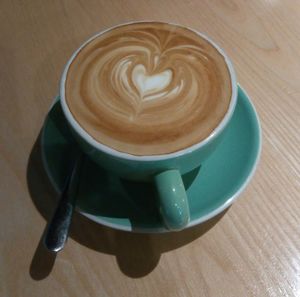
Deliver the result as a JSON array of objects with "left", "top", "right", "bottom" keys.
[
  {"left": 132, "top": 64, "right": 173, "bottom": 101},
  {"left": 65, "top": 22, "right": 232, "bottom": 155}
]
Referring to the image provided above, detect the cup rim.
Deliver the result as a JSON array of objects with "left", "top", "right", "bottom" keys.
[{"left": 60, "top": 21, "right": 237, "bottom": 161}]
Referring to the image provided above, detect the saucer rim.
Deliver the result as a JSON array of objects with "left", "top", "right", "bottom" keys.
[{"left": 41, "top": 84, "right": 262, "bottom": 233}]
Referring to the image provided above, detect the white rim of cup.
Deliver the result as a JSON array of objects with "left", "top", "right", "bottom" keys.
[{"left": 60, "top": 21, "right": 237, "bottom": 161}]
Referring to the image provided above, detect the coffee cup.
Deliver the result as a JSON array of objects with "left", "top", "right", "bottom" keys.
[{"left": 60, "top": 21, "right": 237, "bottom": 231}]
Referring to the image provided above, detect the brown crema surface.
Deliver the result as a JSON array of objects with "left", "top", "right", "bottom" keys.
[{"left": 65, "top": 22, "right": 232, "bottom": 155}]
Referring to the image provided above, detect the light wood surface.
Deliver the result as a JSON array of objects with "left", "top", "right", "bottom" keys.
[{"left": 1, "top": 1, "right": 300, "bottom": 296}]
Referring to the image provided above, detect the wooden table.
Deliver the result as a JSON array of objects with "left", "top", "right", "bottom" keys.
[{"left": 1, "top": 1, "right": 299, "bottom": 296}]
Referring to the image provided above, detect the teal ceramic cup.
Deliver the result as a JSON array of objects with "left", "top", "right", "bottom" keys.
[{"left": 59, "top": 22, "right": 237, "bottom": 231}]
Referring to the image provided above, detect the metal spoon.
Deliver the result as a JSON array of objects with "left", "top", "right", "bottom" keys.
[{"left": 44, "top": 153, "right": 84, "bottom": 252}]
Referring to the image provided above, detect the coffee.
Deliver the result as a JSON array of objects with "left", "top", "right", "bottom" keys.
[{"left": 65, "top": 22, "right": 232, "bottom": 155}]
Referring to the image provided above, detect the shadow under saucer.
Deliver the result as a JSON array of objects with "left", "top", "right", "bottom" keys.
[
  {"left": 27, "top": 85, "right": 260, "bottom": 279},
  {"left": 27, "top": 125, "right": 227, "bottom": 280}
]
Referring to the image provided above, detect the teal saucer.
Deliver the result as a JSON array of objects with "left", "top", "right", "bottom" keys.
[{"left": 41, "top": 86, "right": 261, "bottom": 233}]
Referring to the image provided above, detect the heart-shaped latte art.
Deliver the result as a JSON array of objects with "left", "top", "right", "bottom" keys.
[{"left": 132, "top": 64, "right": 172, "bottom": 101}]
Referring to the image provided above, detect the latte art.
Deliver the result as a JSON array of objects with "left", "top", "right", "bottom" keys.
[
  {"left": 66, "top": 22, "right": 232, "bottom": 155},
  {"left": 132, "top": 64, "right": 173, "bottom": 102}
]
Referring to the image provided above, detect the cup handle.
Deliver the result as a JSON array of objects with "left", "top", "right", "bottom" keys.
[{"left": 154, "top": 169, "right": 190, "bottom": 231}]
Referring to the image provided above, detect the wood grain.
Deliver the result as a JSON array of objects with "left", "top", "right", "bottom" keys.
[{"left": 0, "top": 1, "right": 299, "bottom": 296}]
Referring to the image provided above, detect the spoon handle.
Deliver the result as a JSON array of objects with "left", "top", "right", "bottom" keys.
[{"left": 44, "top": 153, "right": 83, "bottom": 252}]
